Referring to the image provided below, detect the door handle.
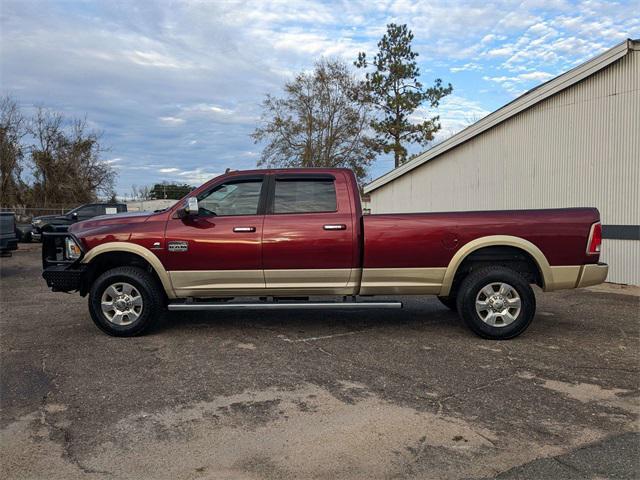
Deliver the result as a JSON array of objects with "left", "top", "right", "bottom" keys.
[
  {"left": 323, "top": 224, "right": 346, "bottom": 231},
  {"left": 233, "top": 226, "right": 256, "bottom": 233}
]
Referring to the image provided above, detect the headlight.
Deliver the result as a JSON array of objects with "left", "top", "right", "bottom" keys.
[{"left": 65, "top": 237, "right": 82, "bottom": 260}]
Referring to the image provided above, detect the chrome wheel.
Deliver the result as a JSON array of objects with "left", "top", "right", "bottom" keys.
[
  {"left": 101, "top": 282, "right": 143, "bottom": 326},
  {"left": 475, "top": 282, "right": 521, "bottom": 327}
]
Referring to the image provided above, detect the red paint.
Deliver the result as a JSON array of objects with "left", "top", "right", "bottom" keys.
[
  {"left": 69, "top": 168, "right": 602, "bottom": 282},
  {"left": 262, "top": 171, "right": 355, "bottom": 270},
  {"left": 363, "top": 208, "right": 601, "bottom": 268},
  {"left": 164, "top": 215, "right": 264, "bottom": 271}
]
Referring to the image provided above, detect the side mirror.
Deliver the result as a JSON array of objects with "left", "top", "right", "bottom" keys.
[
  {"left": 71, "top": 212, "right": 78, "bottom": 220},
  {"left": 178, "top": 197, "right": 199, "bottom": 218}
]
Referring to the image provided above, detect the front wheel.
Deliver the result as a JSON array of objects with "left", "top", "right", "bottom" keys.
[
  {"left": 88, "top": 266, "right": 165, "bottom": 336},
  {"left": 456, "top": 266, "right": 536, "bottom": 340}
]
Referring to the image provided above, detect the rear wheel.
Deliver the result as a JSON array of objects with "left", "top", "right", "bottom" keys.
[
  {"left": 88, "top": 266, "right": 164, "bottom": 336},
  {"left": 456, "top": 266, "right": 535, "bottom": 340}
]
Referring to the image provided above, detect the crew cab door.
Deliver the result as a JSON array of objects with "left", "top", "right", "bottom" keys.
[
  {"left": 261, "top": 173, "right": 357, "bottom": 295},
  {"left": 163, "top": 175, "right": 267, "bottom": 297}
]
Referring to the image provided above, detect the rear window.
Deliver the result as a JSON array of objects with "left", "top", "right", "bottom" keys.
[
  {"left": 77, "top": 205, "right": 100, "bottom": 217},
  {"left": 273, "top": 179, "right": 337, "bottom": 214}
]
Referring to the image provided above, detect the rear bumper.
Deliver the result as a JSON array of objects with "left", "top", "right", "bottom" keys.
[
  {"left": 0, "top": 237, "right": 18, "bottom": 252},
  {"left": 576, "top": 263, "right": 609, "bottom": 288}
]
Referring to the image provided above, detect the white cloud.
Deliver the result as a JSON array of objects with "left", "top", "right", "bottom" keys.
[
  {"left": 126, "top": 50, "right": 193, "bottom": 69},
  {"left": 159, "top": 116, "right": 186, "bottom": 125},
  {"left": 409, "top": 94, "right": 491, "bottom": 145},
  {"left": 450, "top": 62, "right": 482, "bottom": 73},
  {"left": 2, "top": 0, "right": 637, "bottom": 192},
  {"left": 518, "top": 71, "right": 554, "bottom": 82},
  {"left": 159, "top": 167, "right": 180, "bottom": 173},
  {"left": 181, "top": 104, "right": 234, "bottom": 115},
  {"left": 177, "top": 168, "right": 222, "bottom": 185}
]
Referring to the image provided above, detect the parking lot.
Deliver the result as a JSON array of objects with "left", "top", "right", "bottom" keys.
[{"left": 1, "top": 244, "right": 638, "bottom": 479}]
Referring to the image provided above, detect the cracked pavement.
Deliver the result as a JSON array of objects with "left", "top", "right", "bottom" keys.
[{"left": 1, "top": 244, "right": 639, "bottom": 479}]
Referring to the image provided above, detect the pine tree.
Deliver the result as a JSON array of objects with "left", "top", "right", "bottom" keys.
[{"left": 355, "top": 24, "right": 453, "bottom": 167}]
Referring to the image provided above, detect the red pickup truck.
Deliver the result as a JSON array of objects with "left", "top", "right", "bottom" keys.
[{"left": 42, "top": 168, "right": 608, "bottom": 339}]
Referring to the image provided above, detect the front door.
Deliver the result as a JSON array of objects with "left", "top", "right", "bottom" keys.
[
  {"left": 261, "top": 173, "right": 357, "bottom": 295},
  {"left": 163, "top": 176, "right": 266, "bottom": 297}
]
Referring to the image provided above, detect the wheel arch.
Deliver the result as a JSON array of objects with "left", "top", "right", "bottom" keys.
[
  {"left": 439, "top": 235, "right": 552, "bottom": 297},
  {"left": 81, "top": 242, "right": 176, "bottom": 298}
]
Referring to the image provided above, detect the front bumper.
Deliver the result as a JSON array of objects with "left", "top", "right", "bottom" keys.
[
  {"left": 43, "top": 264, "right": 87, "bottom": 292},
  {"left": 576, "top": 263, "right": 609, "bottom": 288},
  {"left": 42, "top": 232, "right": 86, "bottom": 292}
]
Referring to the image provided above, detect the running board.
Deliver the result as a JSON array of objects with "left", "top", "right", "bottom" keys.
[{"left": 167, "top": 301, "right": 402, "bottom": 311}]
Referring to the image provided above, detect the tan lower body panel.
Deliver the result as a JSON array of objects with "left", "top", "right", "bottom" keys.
[
  {"left": 541, "top": 265, "right": 609, "bottom": 291},
  {"left": 169, "top": 264, "right": 602, "bottom": 298},
  {"left": 576, "top": 263, "right": 609, "bottom": 288},
  {"left": 170, "top": 268, "right": 356, "bottom": 297},
  {"left": 170, "top": 270, "right": 266, "bottom": 297},
  {"left": 546, "top": 266, "right": 582, "bottom": 291},
  {"left": 359, "top": 268, "right": 446, "bottom": 295}
]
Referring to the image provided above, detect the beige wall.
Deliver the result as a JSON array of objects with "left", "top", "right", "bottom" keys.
[{"left": 369, "top": 50, "right": 640, "bottom": 285}]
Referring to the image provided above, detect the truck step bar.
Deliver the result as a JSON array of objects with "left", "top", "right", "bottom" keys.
[{"left": 167, "top": 301, "right": 402, "bottom": 311}]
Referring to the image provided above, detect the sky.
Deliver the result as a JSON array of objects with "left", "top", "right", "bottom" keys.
[{"left": 1, "top": 0, "right": 638, "bottom": 197}]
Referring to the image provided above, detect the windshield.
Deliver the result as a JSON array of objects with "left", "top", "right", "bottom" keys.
[{"left": 65, "top": 206, "right": 81, "bottom": 215}]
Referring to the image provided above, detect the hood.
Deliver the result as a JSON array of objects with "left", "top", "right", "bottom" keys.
[{"left": 69, "top": 211, "right": 158, "bottom": 233}]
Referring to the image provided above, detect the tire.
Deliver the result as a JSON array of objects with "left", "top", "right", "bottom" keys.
[
  {"left": 437, "top": 295, "right": 457, "bottom": 311},
  {"left": 88, "top": 266, "right": 165, "bottom": 336},
  {"left": 456, "top": 266, "right": 535, "bottom": 340}
]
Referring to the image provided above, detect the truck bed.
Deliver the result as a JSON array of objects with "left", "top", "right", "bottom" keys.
[{"left": 363, "top": 207, "right": 600, "bottom": 269}]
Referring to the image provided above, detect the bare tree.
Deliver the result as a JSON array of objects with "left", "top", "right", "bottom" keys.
[
  {"left": 139, "top": 185, "right": 151, "bottom": 200},
  {"left": 252, "top": 58, "right": 376, "bottom": 183},
  {"left": 0, "top": 96, "right": 26, "bottom": 206},
  {"left": 27, "top": 107, "right": 116, "bottom": 206}
]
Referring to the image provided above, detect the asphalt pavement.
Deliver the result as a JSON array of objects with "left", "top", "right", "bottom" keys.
[{"left": 1, "top": 244, "right": 638, "bottom": 479}]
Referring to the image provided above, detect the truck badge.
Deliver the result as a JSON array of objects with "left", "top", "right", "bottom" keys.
[{"left": 168, "top": 241, "right": 189, "bottom": 252}]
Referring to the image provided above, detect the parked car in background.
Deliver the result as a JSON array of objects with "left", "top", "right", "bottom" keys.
[
  {"left": 31, "top": 203, "right": 127, "bottom": 241},
  {"left": 41, "top": 168, "right": 608, "bottom": 340},
  {"left": 0, "top": 212, "right": 19, "bottom": 256},
  {"left": 15, "top": 224, "right": 34, "bottom": 243}
]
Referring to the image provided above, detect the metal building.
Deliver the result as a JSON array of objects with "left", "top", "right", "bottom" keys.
[{"left": 364, "top": 39, "right": 640, "bottom": 285}]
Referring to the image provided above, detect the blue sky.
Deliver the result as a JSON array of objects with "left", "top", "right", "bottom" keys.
[{"left": 2, "top": 0, "right": 638, "bottom": 196}]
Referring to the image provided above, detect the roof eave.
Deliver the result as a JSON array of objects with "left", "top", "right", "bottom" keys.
[{"left": 364, "top": 38, "right": 635, "bottom": 194}]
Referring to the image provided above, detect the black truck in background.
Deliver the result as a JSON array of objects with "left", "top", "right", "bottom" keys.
[
  {"left": 31, "top": 203, "right": 127, "bottom": 241},
  {"left": 0, "top": 212, "right": 19, "bottom": 256}
]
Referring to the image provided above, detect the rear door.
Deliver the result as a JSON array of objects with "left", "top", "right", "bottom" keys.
[{"left": 261, "top": 172, "right": 357, "bottom": 295}]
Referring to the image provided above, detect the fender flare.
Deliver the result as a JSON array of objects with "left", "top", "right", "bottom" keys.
[
  {"left": 81, "top": 242, "right": 176, "bottom": 299},
  {"left": 439, "top": 235, "right": 552, "bottom": 296}
]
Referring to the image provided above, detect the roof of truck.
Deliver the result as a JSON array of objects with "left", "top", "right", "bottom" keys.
[{"left": 223, "top": 168, "right": 353, "bottom": 176}]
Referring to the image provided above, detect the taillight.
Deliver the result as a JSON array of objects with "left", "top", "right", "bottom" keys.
[{"left": 587, "top": 222, "right": 602, "bottom": 255}]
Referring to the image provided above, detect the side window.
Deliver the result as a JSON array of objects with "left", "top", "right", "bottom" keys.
[
  {"left": 273, "top": 179, "right": 337, "bottom": 214},
  {"left": 77, "top": 205, "right": 98, "bottom": 218},
  {"left": 198, "top": 180, "right": 263, "bottom": 216}
]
